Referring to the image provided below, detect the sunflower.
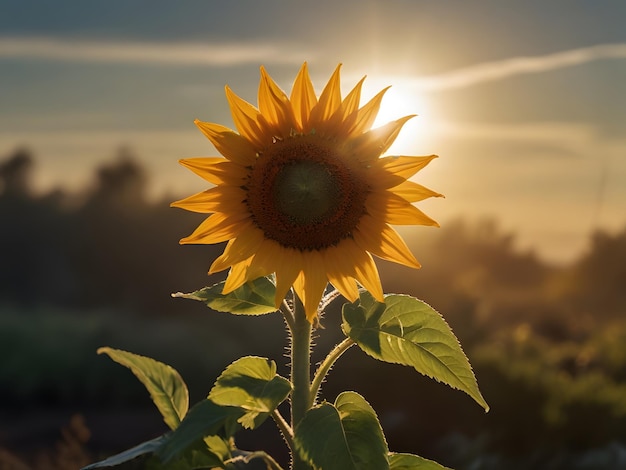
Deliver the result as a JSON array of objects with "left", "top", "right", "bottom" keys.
[{"left": 173, "top": 63, "right": 442, "bottom": 322}]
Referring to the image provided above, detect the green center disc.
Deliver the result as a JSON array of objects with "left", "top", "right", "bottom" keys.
[{"left": 274, "top": 161, "right": 339, "bottom": 224}]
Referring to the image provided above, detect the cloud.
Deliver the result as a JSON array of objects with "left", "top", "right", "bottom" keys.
[
  {"left": 0, "top": 36, "right": 311, "bottom": 66},
  {"left": 410, "top": 43, "right": 626, "bottom": 91}
]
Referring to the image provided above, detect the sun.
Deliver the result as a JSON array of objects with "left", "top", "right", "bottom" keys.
[{"left": 365, "top": 78, "right": 433, "bottom": 153}]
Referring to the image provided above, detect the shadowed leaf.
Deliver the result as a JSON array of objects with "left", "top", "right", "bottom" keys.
[
  {"left": 81, "top": 436, "right": 166, "bottom": 469},
  {"left": 157, "top": 399, "right": 244, "bottom": 463},
  {"left": 98, "top": 347, "right": 189, "bottom": 430},
  {"left": 294, "top": 391, "right": 389, "bottom": 470},
  {"left": 209, "top": 356, "right": 292, "bottom": 429},
  {"left": 172, "top": 276, "right": 277, "bottom": 315},
  {"left": 389, "top": 453, "right": 452, "bottom": 470}
]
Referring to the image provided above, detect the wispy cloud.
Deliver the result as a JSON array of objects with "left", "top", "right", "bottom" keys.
[
  {"left": 3, "top": 36, "right": 624, "bottom": 89},
  {"left": 0, "top": 36, "right": 311, "bottom": 66},
  {"left": 410, "top": 43, "right": 626, "bottom": 91}
]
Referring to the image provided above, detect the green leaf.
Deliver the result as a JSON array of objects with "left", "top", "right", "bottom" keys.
[
  {"left": 147, "top": 442, "right": 228, "bottom": 470},
  {"left": 389, "top": 453, "right": 453, "bottom": 470},
  {"left": 81, "top": 436, "right": 166, "bottom": 469},
  {"left": 204, "top": 435, "right": 232, "bottom": 464},
  {"left": 209, "top": 356, "right": 292, "bottom": 429},
  {"left": 172, "top": 276, "right": 277, "bottom": 315},
  {"left": 98, "top": 347, "right": 189, "bottom": 430},
  {"left": 157, "top": 399, "right": 244, "bottom": 463},
  {"left": 294, "top": 391, "right": 389, "bottom": 470},
  {"left": 342, "top": 292, "right": 489, "bottom": 412}
]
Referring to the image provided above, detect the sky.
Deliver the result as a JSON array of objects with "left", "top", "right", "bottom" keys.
[{"left": 1, "top": 0, "right": 625, "bottom": 264}]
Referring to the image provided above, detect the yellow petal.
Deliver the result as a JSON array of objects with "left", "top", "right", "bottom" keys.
[
  {"left": 193, "top": 120, "right": 256, "bottom": 166},
  {"left": 354, "top": 215, "right": 421, "bottom": 269},
  {"left": 180, "top": 212, "right": 251, "bottom": 245},
  {"left": 290, "top": 62, "right": 317, "bottom": 132},
  {"left": 171, "top": 185, "right": 246, "bottom": 214},
  {"left": 308, "top": 64, "right": 342, "bottom": 130},
  {"left": 222, "top": 257, "right": 254, "bottom": 294},
  {"left": 298, "top": 253, "right": 329, "bottom": 322},
  {"left": 209, "top": 228, "right": 266, "bottom": 273},
  {"left": 323, "top": 243, "right": 359, "bottom": 302},
  {"left": 258, "top": 66, "right": 295, "bottom": 137},
  {"left": 179, "top": 158, "right": 247, "bottom": 186},
  {"left": 222, "top": 253, "right": 273, "bottom": 295},
  {"left": 253, "top": 241, "right": 303, "bottom": 308},
  {"left": 391, "top": 180, "right": 444, "bottom": 202},
  {"left": 351, "top": 115, "right": 415, "bottom": 163},
  {"left": 343, "top": 86, "right": 389, "bottom": 137},
  {"left": 325, "top": 76, "right": 366, "bottom": 135},
  {"left": 347, "top": 244, "right": 384, "bottom": 302},
  {"left": 371, "top": 155, "right": 439, "bottom": 188},
  {"left": 225, "top": 85, "right": 268, "bottom": 149},
  {"left": 367, "top": 191, "right": 440, "bottom": 226},
  {"left": 339, "top": 76, "right": 366, "bottom": 119}
]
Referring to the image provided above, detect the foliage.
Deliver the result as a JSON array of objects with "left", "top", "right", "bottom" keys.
[
  {"left": 82, "top": 285, "right": 485, "bottom": 470},
  {"left": 3, "top": 150, "right": 626, "bottom": 469}
]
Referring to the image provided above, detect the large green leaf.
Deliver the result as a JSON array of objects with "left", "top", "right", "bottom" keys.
[
  {"left": 209, "top": 356, "right": 292, "bottom": 429},
  {"left": 98, "top": 347, "right": 189, "bottom": 430},
  {"left": 342, "top": 292, "right": 489, "bottom": 411},
  {"left": 294, "top": 391, "right": 389, "bottom": 470},
  {"left": 157, "top": 399, "right": 243, "bottom": 463},
  {"left": 81, "top": 436, "right": 166, "bottom": 469},
  {"left": 172, "top": 276, "right": 277, "bottom": 315},
  {"left": 389, "top": 453, "right": 452, "bottom": 470}
]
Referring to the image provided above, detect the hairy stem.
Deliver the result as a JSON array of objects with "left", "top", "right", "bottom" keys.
[
  {"left": 290, "top": 298, "right": 312, "bottom": 470},
  {"left": 271, "top": 408, "right": 294, "bottom": 452},
  {"left": 309, "top": 337, "right": 355, "bottom": 408}
]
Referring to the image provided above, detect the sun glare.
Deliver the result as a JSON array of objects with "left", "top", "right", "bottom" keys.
[{"left": 364, "top": 78, "right": 434, "bottom": 154}]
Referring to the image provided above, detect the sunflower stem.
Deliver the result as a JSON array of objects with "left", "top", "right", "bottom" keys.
[
  {"left": 271, "top": 408, "right": 294, "bottom": 452},
  {"left": 290, "top": 296, "right": 312, "bottom": 470},
  {"left": 281, "top": 298, "right": 296, "bottom": 332},
  {"left": 309, "top": 337, "right": 355, "bottom": 408}
]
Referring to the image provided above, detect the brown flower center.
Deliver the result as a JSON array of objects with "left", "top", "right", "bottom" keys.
[{"left": 246, "top": 136, "right": 369, "bottom": 251}]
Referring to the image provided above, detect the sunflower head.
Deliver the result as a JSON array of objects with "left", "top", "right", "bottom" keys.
[{"left": 172, "top": 63, "right": 442, "bottom": 322}]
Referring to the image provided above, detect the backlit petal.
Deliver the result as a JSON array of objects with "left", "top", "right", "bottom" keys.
[
  {"left": 209, "top": 228, "right": 266, "bottom": 273},
  {"left": 258, "top": 66, "right": 296, "bottom": 137},
  {"left": 323, "top": 243, "right": 359, "bottom": 302},
  {"left": 179, "top": 158, "right": 247, "bottom": 186},
  {"left": 225, "top": 86, "right": 268, "bottom": 148},
  {"left": 194, "top": 120, "right": 256, "bottom": 166},
  {"left": 367, "top": 191, "right": 440, "bottom": 226},
  {"left": 344, "top": 86, "right": 389, "bottom": 137},
  {"left": 171, "top": 185, "right": 246, "bottom": 214},
  {"left": 180, "top": 212, "right": 251, "bottom": 245},
  {"left": 298, "top": 253, "right": 329, "bottom": 322},
  {"left": 308, "top": 64, "right": 342, "bottom": 130},
  {"left": 346, "top": 244, "right": 384, "bottom": 302},
  {"left": 391, "top": 180, "right": 444, "bottom": 202},
  {"left": 222, "top": 257, "right": 254, "bottom": 294},
  {"left": 290, "top": 62, "right": 317, "bottom": 132},
  {"left": 354, "top": 215, "right": 421, "bottom": 269},
  {"left": 351, "top": 116, "right": 415, "bottom": 163},
  {"left": 370, "top": 155, "right": 439, "bottom": 188}
]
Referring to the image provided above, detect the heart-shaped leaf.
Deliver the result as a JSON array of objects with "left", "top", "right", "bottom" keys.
[
  {"left": 294, "top": 391, "right": 389, "bottom": 470},
  {"left": 209, "top": 356, "right": 292, "bottom": 429},
  {"left": 342, "top": 292, "right": 489, "bottom": 411}
]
